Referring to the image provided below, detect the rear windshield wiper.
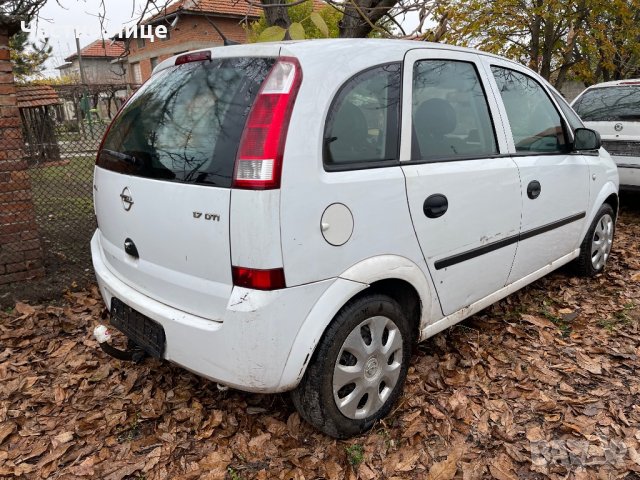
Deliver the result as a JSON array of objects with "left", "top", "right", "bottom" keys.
[
  {"left": 618, "top": 114, "right": 640, "bottom": 120},
  {"left": 101, "top": 149, "right": 142, "bottom": 167}
]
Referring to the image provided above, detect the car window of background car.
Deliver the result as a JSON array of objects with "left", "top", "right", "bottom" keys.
[
  {"left": 324, "top": 63, "right": 401, "bottom": 166},
  {"left": 411, "top": 60, "right": 497, "bottom": 161},
  {"left": 572, "top": 86, "right": 640, "bottom": 122},
  {"left": 492, "top": 66, "right": 567, "bottom": 154}
]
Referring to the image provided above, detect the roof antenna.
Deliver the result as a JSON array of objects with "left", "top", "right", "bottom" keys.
[{"left": 204, "top": 16, "right": 239, "bottom": 46}]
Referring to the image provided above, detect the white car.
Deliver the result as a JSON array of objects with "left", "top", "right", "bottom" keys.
[
  {"left": 91, "top": 39, "right": 618, "bottom": 438},
  {"left": 571, "top": 79, "right": 640, "bottom": 190}
]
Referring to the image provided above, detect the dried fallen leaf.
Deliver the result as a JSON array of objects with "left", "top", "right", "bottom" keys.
[
  {"left": 575, "top": 351, "right": 603, "bottom": 375},
  {"left": 53, "top": 431, "right": 73, "bottom": 446},
  {"left": 488, "top": 453, "right": 517, "bottom": 480},
  {"left": 521, "top": 314, "right": 555, "bottom": 329},
  {"left": 428, "top": 446, "right": 462, "bottom": 480},
  {"left": 525, "top": 425, "right": 544, "bottom": 442},
  {"left": 0, "top": 422, "right": 16, "bottom": 446},
  {"left": 14, "top": 302, "right": 36, "bottom": 316}
]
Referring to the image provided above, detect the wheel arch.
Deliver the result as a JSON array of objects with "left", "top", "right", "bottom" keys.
[
  {"left": 278, "top": 255, "right": 438, "bottom": 390},
  {"left": 582, "top": 181, "right": 618, "bottom": 240},
  {"left": 604, "top": 192, "right": 619, "bottom": 219}
]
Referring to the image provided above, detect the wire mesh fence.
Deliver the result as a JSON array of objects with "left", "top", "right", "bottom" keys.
[{"left": 1, "top": 83, "right": 127, "bottom": 304}]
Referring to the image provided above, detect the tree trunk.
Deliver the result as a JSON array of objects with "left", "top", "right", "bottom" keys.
[
  {"left": 539, "top": 15, "right": 555, "bottom": 80},
  {"left": 261, "top": 0, "right": 292, "bottom": 30},
  {"left": 529, "top": 0, "right": 543, "bottom": 71},
  {"left": 338, "top": 0, "right": 398, "bottom": 38}
]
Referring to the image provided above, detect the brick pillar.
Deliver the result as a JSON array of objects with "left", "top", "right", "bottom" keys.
[{"left": 0, "top": 27, "right": 44, "bottom": 286}]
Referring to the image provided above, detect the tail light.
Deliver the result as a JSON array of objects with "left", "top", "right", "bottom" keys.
[
  {"left": 233, "top": 57, "right": 302, "bottom": 189},
  {"left": 232, "top": 266, "right": 286, "bottom": 290}
]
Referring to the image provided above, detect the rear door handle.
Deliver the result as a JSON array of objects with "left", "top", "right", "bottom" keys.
[
  {"left": 527, "top": 180, "right": 541, "bottom": 199},
  {"left": 423, "top": 194, "right": 448, "bottom": 218}
]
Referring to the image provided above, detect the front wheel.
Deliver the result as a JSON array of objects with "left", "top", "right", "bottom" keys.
[
  {"left": 291, "top": 294, "right": 413, "bottom": 438},
  {"left": 574, "top": 203, "right": 615, "bottom": 277}
]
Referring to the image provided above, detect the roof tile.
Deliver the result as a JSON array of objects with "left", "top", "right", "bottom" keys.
[
  {"left": 65, "top": 40, "right": 125, "bottom": 62},
  {"left": 146, "top": 0, "right": 261, "bottom": 21},
  {"left": 16, "top": 85, "right": 61, "bottom": 108}
]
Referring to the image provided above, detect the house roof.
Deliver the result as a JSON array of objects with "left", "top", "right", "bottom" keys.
[
  {"left": 16, "top": 86, "right": 61, "bottom": 108},
  {"left": 64, "top": 40, "right": 126, "bottom": 62},
  {"left": 146, "top": 0, "right": 262, "bottom": 22}
]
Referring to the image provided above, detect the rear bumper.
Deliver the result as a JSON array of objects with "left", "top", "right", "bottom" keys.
[
  {"left": 613, "top": 155, "right": 640, "bottom": 189},
  {"left": 91, "top": 231, "right": 335, "bottom": 393}
]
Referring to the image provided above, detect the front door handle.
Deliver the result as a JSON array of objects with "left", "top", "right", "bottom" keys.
[
  {"left": 527, "top": 180, "right": 541, "bottom": 199},
  {"left": 423, "top": 194, "right": 448, "bottom": 218}
]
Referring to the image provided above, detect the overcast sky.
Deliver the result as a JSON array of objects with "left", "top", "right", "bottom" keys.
[{"left": 34, "top": 0, "right": 145, "bottom": 76}]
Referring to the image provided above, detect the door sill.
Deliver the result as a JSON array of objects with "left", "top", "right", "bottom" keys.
[{"left": 418, "top": 248, "right": 580, "bottom": 341}]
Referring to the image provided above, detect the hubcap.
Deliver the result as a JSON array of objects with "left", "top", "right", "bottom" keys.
[
  {"left": 333, "top": 316, "right": 403, "bottom": 420},
  {"left": 591, "top": 213, "right": 614, "bottom": 271}
]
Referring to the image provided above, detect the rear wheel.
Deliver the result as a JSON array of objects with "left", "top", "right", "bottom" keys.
[
  {"left": 291, "top": 294, "right": 413, "bottom": 438},
  {"left": 574, "top": 203, "right": 615, "bottom": 277}
]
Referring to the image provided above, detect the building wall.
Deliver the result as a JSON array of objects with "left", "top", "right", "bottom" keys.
[
  {"left": 559, "top": 80, "right": 588, "bottom": 103},
  {"left": 0, "top": 27, "right": 44, "bottom": 285},
  {"left": 126, "top": 15, "right": 252, "bottom": 83},
  {"left": 59, "top": 57, "right": 127, "bottom": 85}
]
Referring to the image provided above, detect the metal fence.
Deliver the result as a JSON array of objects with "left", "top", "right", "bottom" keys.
[
  {"left": 3, "top": 83, "right": 127, "bottom": 301},
  {"left": 29, "top": 117, "right": 106, "bottom": 285}
]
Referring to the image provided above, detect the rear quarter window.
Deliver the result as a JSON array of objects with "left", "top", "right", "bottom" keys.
[
  {"left": 323, "top": 63, "right": 401, "bottom": 169},
  {"left": 98, "top": 57, "right": 275, "bottom": 187}
]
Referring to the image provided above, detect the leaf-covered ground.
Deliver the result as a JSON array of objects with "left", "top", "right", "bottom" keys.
[{"left": 2, "top": 199, "right": 640, "bottom": 480}]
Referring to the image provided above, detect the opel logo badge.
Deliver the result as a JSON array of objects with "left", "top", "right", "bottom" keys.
[
  {"left": 614, "top": 123, "right": 623, "bottom": 132},
  {"left": 120, "top": 187, "right": 134, "bottom": 211}
]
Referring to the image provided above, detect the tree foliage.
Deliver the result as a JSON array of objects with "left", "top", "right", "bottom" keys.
[
  {"left": 9, "top": 31, "right": 52, "bottom": 81},
  {"left": 256, "top": 0, "right": 446, "bottom": 40},
  {"left": 0, "top": 0, "right": 48, "bottom": 33},
  {"left": 250, "top": 0, "right": 340, "bottom": 42},
  {"left": 439, "top": 0, "right": 640, "bottom": 88}
]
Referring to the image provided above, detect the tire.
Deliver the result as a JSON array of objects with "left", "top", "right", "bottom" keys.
[
  {"left": 291, "top": 294, "right": 413, "bottom": 439},
  {"left": 574, "top": 203, "right": 615, "bottom": 277}
]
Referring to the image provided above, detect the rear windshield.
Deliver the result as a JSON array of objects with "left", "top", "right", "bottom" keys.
[
  {"left": 98, "top": 57, "right": 275, "bottom": 187},
  {"left": 572, "top": 85, "right": 640, "bottom": 122}
]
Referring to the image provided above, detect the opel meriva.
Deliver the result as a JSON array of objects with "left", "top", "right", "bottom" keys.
[{"left": 91, "top": 39, "right": 619, "bottom": 438}]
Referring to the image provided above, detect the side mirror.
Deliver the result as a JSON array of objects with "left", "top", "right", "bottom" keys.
[{"left": 573, "top": 128, "right": 601, "bottom": 151}]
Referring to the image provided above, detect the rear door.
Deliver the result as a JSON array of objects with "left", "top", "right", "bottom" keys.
[
  {"left": 94, "top": 56, "right": 275, "bottom": 320},
  {"left": 401, "top": 49, "right": 521, "bottom": 316},
  {"left": 484, "top": 60, "right": 590, "bottom": 282}
]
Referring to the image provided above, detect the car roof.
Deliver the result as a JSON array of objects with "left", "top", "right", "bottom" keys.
[
  {"left": 583, "top": 79, "right": 640, "bottom": 90},
  {"left": 154, "top": 38, "right": 527, "bottom": 76}
]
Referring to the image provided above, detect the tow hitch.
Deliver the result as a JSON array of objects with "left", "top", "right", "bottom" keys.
[{"left": 93, "top": 325, "right": 147, "bottom": 363}]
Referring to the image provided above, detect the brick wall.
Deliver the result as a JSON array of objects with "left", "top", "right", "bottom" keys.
[
  {"left": 127, "top": 15, "right": 253, "bottom": 83},
  {"left": 0, "top": 28, "right": 44, "bottom": 286}
]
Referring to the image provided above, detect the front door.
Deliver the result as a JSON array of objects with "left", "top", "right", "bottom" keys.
[
  {"left": 484, "top": 60, "right": 590, "bottom": 283},
  {"left": 401, "top": 49, "right": 522, "bottom": 316}
]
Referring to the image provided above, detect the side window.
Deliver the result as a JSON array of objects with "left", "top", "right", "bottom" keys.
[
  {"left": 324, "top": 63, "right": 400, "bottom": 167},
  {"left": 492, "top": 66, "right": 568, "bottom": 153},
  {"left": 412, "top": 60, "right": 497, "bottom": 161}
]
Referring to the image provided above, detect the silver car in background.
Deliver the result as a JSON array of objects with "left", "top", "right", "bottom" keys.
[{"left": 572, "top": 80, "right": 640, "bottom": 190}]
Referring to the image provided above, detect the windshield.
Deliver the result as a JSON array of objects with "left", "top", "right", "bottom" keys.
[
  {"left": 98, "top": 57, "right": 275, "bottom": 187},
  {"left": 573, "top": 85, "right": 640, "bottom": 122}
]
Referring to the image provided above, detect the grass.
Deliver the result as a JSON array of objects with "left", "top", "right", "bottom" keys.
[
  {"left": 598, "top": 302, "right": 635, "bottom": 331},
  {"left": 540, "top": 308, "right": 572, "bottom": 337},
  {"left": 30, "top": 155, "right": 95, "bottom": 222},
  {"left": 345, "top": 444, "right": 365, "bottom": 467},
  {"left": 227, "top": 467, "right": 243, "bottom": 480},
  {"left": 117, "top": 412, "right": 141, "bottom": 443}
]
